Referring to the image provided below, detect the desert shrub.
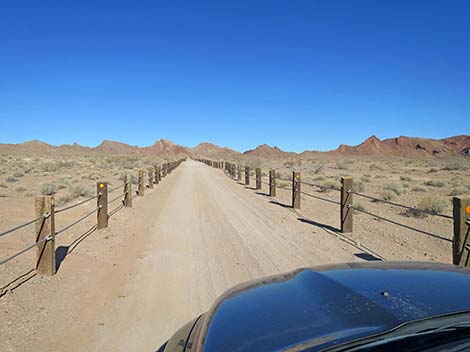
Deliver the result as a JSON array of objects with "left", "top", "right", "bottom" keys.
[
  {"left": 283, "top": 160, "right": 294, "bottom": 168},
  {"left": 88, "top": 174, "right": 99, "bottom": 180},
  {"left": 41, "top": 183, "right": 57, "bottom": 195},
  {"left": 423, "top": 180, "right": 445, "bottom": 188},
  {"left": 336, "top": 159, "right": 351, "bottom": 170},
  {"left": 95, "top": 160, "right": 109, "bottom": 169},
  {"left": 352, "top": 201, "right": 366, "bottom": 213},
  {"left": 296, "top": 160, "right": 302, "bottom": 167},
  {"left": 56, "top": 193, "right": 76, "bottom": 206},
  {"left": 383, "top": 183, "right": 405, "bottom": 196},
  {"left": 15, "top": 186, "right": 26, "bottom": 192},
  {"left": 450, "top": 187, "right": 468, "bottom": 196},
  {"left": 0, "top": 183, "right": 7, "bottom": 188},
  {"left": 312, "top": 163, "right": 323, "bottom": 175},
  {"left": 312, "top": 176, "right": 325, "bottom": 181},
  {"left": 370, "top": 163, "right": 384, "bottom": 171},
  {"left": 442, "top": 160, "right": 468, "bottom": 171},
  {"left": 6, "top": 176, "right": 18, "bottom": 183},
  {"left": 418, "top": 196, "right": 448, "bottom": 215},
  {"left": 321, "top": 180, "right": 340, "bottom": 191},
  {"left": 13, "top": 171, "right": 24, "bottom": 178},
  {"left": 39, "top": 161, "right": 57, "bottom": 172},
  {"left": 72, "top": 185, "right": 93, "bottom": 198},
  {"left": 56, "top": 159, "right": 78, "bottom": 168},
  {"left": 360, "top": 175, "right": 371, "bottom": 183},
  {"left": 353, "top": 180, "right": 365, "bottom": 193},
  {"left": 427, "top": 168, "right": 438, "bottom": 173},
  {"left": 399, "top": 176, "right": 412, "bottom": 182},
  {"left": 381, "top": 191, "right": 395, "bottom": 201},
  {"left": 411, "top": 186, "right": 426, "bottom": 192}
]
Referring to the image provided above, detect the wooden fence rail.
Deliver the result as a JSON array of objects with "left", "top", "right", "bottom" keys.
[
  {"left": 0, "top": 158, "right": 186, "bottom": 277},
  {"left": 197, "top": 158, "right": 470, "bottom": 268}
]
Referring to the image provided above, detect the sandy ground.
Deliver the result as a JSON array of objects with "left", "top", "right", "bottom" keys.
[{"left": 0, "top": 159, "right": 455, "bottom": 351}]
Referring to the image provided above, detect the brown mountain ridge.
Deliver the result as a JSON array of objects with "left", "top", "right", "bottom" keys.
[{"left": 0, "top": 135, "right": 468, "bottom": 158}]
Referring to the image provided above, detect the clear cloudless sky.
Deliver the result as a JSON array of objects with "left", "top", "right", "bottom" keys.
[{"left": 1, "top": 0, "right": 469, "bottom": 152}]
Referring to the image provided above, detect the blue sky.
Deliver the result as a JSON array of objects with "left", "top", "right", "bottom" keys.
[{"left": 1, "top": 1, "right": 469, "bottom": 152}]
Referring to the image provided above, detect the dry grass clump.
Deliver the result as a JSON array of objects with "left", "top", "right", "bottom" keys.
[
  {"left": 360, "top": 175, "right": 371, "bottom": 183},
  {"left": 411, "top": 186, "right": 426, "bottom": 192},
  {"left": 417, "top": 196, "right": 448, "bottom": 215},
  {"left": 6, "top": 176, "right": 18, "bottom": 183},
  {"left": 381, "top": 191, "right": 395, "bottom": 201},
  {"left": 399, "top": 176, "right": 412, "bottom": 182},
  {"left": 13, "top": 171, "right": 24, "bottom": 178},
  {"left": 353, "top": 180, "right": 365, "bottom": 193},
  {"left": 40, "top": 183, "right": 57, "bottom": 195},
  {"left": 383, "top": 183, "right": 405, "bottom": 196},
  {"left": 352, "top": 201, "right": 366, "bottom": 213},
  {"left": 450, "top": 187, "right": 469, "bottom": 196},
  {"left": 321, "top": 180, "right": 340, "bottom": 191},
  {"left": 71, "top": 185, "right": 93, "bottom": 198},
  {"left": 423, "top": 180, "right": 445, "bottom": 188},
  {"left": 336, "top": 159, "right": 352, "bottom": 170}
]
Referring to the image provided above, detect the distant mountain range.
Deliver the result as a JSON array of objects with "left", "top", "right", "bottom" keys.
[{"left": 0, "top": 135, "right": 469, "bottom": 158}]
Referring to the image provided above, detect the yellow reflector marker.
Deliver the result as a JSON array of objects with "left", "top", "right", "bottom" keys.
[{"left": 99, "top": 183, "right": 105, "bottom": 189}]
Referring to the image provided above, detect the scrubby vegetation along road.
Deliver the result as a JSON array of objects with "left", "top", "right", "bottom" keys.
[{"left": 0, "top": 157, "right": 463, "bottom": 351}]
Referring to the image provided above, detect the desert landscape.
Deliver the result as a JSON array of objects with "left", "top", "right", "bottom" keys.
[{"left": 0, "top": 134, "right": 469, "bottom": 351}]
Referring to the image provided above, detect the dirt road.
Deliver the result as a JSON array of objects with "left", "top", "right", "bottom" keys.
[
  {"left": 2, "top": 160, "right": 366, "bottom": 352},
  {"left": 84, "top": 160, "right": 365, "bottom": 351}
]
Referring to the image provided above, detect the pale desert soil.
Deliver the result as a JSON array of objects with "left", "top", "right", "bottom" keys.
[{"left": 0, "top": 158, "right": 464, "bottom": 351}]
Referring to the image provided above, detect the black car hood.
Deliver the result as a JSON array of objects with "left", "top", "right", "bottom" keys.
[{"left": 195, "top": 261, "right": 470, "bottom": 352}]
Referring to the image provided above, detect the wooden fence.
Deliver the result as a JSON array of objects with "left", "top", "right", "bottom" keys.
[
  {"left": 0, "top": 159, "right": 186, "bottom": 276},
  {"left": 197, "top": 158, "right": 470, "bottom": 267}
]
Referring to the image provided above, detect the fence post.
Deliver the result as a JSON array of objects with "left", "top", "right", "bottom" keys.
[
  {"left": 154, "top": 165, "right": 159, "bottom": 185},
  {"left": 245, "top": 167, "right": 250, "bottom": 185},
  {"left": 138, "top": 169, "right": 145, "bottom": 196},
  {"left": 269, "top": 170, "right": 276, "bottom": 197},
  {"left": 340, "top": 176, "right": 353, "bottom": 233},
  {"left": 292, "top": 171, "right": 301, "bottom": 209},
  {"left": 34, "top": 195, "right": 56, "bottom": 276},
  {"left": 148, "top": 167, "right": 154, "bottom": 189},
  {"left": 256, "top": 168, "right": 261, "bottom": 190},
  {"left": 237, "top": 165, "right": 242, "bottom": 181},
  {"left": 453, "top": 197, "right": 470, "bottom": 266},
  {"left": 124, "top": 175, "right": 132, "bottom": 208},
  {"left": 97, "top": 182, "right": 108, "bottom": 229}
]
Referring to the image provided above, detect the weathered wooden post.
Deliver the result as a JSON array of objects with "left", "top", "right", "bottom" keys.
[
  {"left": 124, "top": 175, "right": 132, "bottom": 208},
  {"left": 453, "top": 197, "right": 470, "bottom": 266},
  {"left": 340, "top": 176, "right": 353, "bottom": 233},
  {"left": 34, "top": 195, "right": 56, "bottom": 276},
  {"left": 231, "top": 163, "right": 236, "bottom": 178},
  {"left": 237, "top": 165, "right": 242, "bottom": 181},
  {"left": 148, "top": 167, "right": 154, "bottom": 189},
  {"left": 245, "top": 167, "right": 250, "bottom": 185},
  {"left": 256, "top": 168, "right": 261, "bottom": 190},
  {"left": 269, "top": 170, "right": 276, "bottom": 197},
  {"left": 292, "top": 172, "right": 301, "bottom": 209},
  {"left": 154, "top": 165, "right": 159, "bottom": 185},
  {"left": 138, "top": 169, "right": 145, "bottom": 196},
  {"left": 157, "top": 165, "right": 161, "bottom": 183},
  {"left": 97, "top": 182, "right": 108, "bottom": 229}
]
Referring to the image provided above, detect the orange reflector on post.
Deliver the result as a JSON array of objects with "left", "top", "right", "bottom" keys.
[{"left": 466, "top": 205, "right": 470, "bottom": 214}]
